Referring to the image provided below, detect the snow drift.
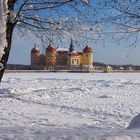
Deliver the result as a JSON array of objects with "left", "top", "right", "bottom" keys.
[
  {"left": 128, "top": 113, "right": 140, "bottom": 129},
  {"left": 0, "top": 72, "right": 140, "bottom": 139}
]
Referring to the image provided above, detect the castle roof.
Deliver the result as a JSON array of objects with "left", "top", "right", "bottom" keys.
[
  {"left": 57, "top": 48, "right": 69, "bottom": 55},
  {"left": 31, "top": 47, "right": 40, "bottom": 54},
  {"left": 56, "top": 48, "right": 69, "bottom": 52},
  {"left": 46, "top": 44, "right": 56, "bottom": 53},
  {"left": 83, "top": 45, "right": 92, "bottom": 53},
  {"left": 78, "top": 52, "right": 83, "bottom": 55},
  {"left": 68, "top": 51, "right": 79, "bottom": 57}
]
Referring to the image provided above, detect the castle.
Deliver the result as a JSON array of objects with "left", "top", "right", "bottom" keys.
[{"left": 31, "top": 40, "right": 94, "bottom": 71}]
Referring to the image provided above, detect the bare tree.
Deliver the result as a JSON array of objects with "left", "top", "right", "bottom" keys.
[
  {"left": 0, "top": 0, "right": 92, "bottom": 83},
  {"left": 90, "top": 0, "right": 140, "bottom": 47}
]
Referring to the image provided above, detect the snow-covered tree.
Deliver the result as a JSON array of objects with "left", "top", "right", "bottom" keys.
[
  {"left": 0, "top": 0, "right": 16, "bottom": 82},
  {"left": 0, "top": 0, "right": 91, "bottom": 83}
]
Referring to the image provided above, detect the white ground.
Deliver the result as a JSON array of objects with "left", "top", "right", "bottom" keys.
[{"left": 0, "top": 72, "right": 140, "bottom": 140}]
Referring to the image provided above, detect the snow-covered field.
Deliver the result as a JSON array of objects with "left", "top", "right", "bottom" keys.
[{"left": 0, "top": 72, "right": 140, "bottom": 140}]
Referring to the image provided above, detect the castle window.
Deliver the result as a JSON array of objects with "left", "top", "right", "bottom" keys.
[{"left": 72, "top": 60, "right": 74, "bottom": 64}]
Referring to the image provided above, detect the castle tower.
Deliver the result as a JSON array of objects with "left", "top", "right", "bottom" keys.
[
  {"left": 69, "top": 39, "right": 75, "bottom": 52},
  {"left": 83, "top": 45, "right": 93, "bottom": 66},
  {"left": 45, "top": 44, "right": 57, "bottom": 66},
  {"left": 31, "top": 45, "right": 41, "bottom": 66}
]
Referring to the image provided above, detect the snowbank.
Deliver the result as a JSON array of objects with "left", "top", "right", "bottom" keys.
[
  {"left": 0, "top": 127, "right": 139, "bottom": 140},
  {"left": 128, "top": 113, "right": 140, "bottom": 129}
]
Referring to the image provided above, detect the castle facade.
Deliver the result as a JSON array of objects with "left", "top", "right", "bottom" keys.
[{"left": 31, "top": 40, "right": 93, "bottom": 71}]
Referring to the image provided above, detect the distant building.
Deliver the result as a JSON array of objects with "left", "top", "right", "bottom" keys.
[
  {"left": 104, "top": 65, "right": 113, "bottom": 73},
  {"left": 31, "top": 40, "right": 93, "bottom": 71},
  {"left": 127, "top": 66, "right": 133, "bottom": 71},
  {"left": 119, "top": 66, "right": 125, "bottom": 70}
]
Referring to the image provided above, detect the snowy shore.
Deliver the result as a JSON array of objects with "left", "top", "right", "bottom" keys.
[{"left": 0, "top": 72, "right": 140, "bottom": 139}]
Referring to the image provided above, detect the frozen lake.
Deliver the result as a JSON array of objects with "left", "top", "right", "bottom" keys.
[{"left": 0, "top": 72, "right": 140, "bottom": 139}]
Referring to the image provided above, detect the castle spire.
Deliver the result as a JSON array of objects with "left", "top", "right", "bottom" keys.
[
  {"left": 34, "top": 43, "right": 37, "bottom": 48},
  {"left": 69, "top": 39, "right": 74, "bottom": 52}
]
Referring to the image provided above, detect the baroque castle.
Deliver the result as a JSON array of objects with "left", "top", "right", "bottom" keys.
[{"left": 31, "top": 40, "right": 94, "bottom": 71}]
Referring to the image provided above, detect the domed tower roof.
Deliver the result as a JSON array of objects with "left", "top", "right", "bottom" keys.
[
  {"left": 83, "top": 45, "right": 93, "bottom": 53},
  {"left": 31, "top": 47, "right": 40, "bottom": 54},
  {"left": 46, "top": 44, "right": 56, "bottom": 53}
]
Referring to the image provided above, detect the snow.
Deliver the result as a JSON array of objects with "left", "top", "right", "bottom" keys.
[
  {"left": 128, "top": 114, "right": 140, "bottom": 129},
  {"left": 0, "top": 0, "right": 8, "bottom": 69},
  {"left": 8, "top": 10, "right": 17, "bottom": 23},
  {"left": 57, "top": 48, "right": 69, "bottom": 51},
  {"left": 0, "top": 72, "right": 140, "bottom": 139},
  {"left": 82, "top": 0, "right": 89, "bottom": 5}
]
